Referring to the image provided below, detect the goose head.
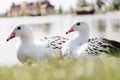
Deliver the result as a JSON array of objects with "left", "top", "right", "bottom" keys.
[
  {"left": 66, "top": 21, "right": 89, "bottom": 35},
  {"left": 7, "top": 24, "right": 33, "bottom": 41}
]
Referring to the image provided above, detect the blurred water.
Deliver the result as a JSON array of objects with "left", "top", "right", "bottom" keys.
[{"left": 0, "top": 13, "right": 120, "bottom": 66}]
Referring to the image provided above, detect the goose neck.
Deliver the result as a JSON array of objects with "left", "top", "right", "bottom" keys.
[
  {"left": 73, "top": 32, "right": 89, "bottom": 44},
  {"left": 20, "top": 36, "right": 34, "bottom": 45}
]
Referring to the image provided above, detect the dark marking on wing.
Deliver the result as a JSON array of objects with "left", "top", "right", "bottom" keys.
[
  {"left": 107, "top": 39, "right": 120, "bottom": 49},
  {"left": 61, "top": 41, "right": 65, "bottom": 43},
  {"left": 58, "top": 43, "right": 62, "bottom": 45},
  {"left": 86, "top": 37, "right": 120, "bottom": 56}
]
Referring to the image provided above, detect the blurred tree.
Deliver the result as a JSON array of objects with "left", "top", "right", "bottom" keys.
[
  {"left": 109, "top": 0, "right": 120, "bottom": 11},
  {"left": 58, "top": 6, "right": 63, "bottom": 14},
  {"left": 77, "top": 0, "right": 87, "bottom": 7},
  {"left": 113, "top": 0, "right": 120, "bottom": 10},
  {"left": 96, "top": 0, "right": 104, "bottom": 10}
]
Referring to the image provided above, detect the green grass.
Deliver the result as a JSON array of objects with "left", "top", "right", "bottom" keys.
[{"left": 0, "top": 57, "right": 120, "bottom": 80}]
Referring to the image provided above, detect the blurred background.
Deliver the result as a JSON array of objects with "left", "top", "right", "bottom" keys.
[{"left": 0, "top": 0, "right": 120, "bottom": 66}]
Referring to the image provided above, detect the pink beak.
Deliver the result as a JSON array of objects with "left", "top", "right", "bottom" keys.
[
  {"left": 7, "top": 33, "right": 15, "bottom": 41},
  {"left": 66, "top": 28, "right": 74, "bottom": 34}
]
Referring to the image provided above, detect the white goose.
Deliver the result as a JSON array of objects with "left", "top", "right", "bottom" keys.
[
  {"left": 7, "top": 24, "right": 68, "bottom": 63},
  {"left": 62, "top": 21, "right": 120, "bottom": 59}
]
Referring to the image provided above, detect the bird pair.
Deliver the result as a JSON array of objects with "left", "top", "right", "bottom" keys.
[{"left": 7, "top": 21, "right": 120, "bottom": 63}]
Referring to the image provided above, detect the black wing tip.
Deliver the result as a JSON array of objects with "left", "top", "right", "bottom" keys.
[{"left": 107, "top": 39, "right": 120, "bottom": 49}]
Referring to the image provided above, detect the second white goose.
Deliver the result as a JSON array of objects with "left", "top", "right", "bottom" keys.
[{"left": 62, "top": 21, "right": 120, "bottom": 59}]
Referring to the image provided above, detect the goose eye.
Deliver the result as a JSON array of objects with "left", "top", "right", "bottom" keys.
[
  {"left": 17, "top": 27, "right": 21, "bottom": 30},
  {"left": 77, "top": 23, "right": 80, "bottom": 26}
]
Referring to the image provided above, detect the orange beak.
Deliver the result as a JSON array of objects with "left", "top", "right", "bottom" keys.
[
  {"left": 7, "top": 33, "right": 15, "bottom": 41},
  {"left": 66, "top": 28, "right": 74, "bottom": 34}
]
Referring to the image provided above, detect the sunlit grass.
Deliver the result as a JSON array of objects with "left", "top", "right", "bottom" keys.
[{"left": 0, "top": 57, "right": 120, "bottom": 80}]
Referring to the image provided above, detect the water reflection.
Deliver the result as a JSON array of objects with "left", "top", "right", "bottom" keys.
[
  {"left": 112, "top": 19, "right": 120, "bottom": 32},
  {"left": 97, "top": 19, "right": 106, "bottom": 33},
  {"left": 29, "top": 23, "right": 51, "bottom": 33}
]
